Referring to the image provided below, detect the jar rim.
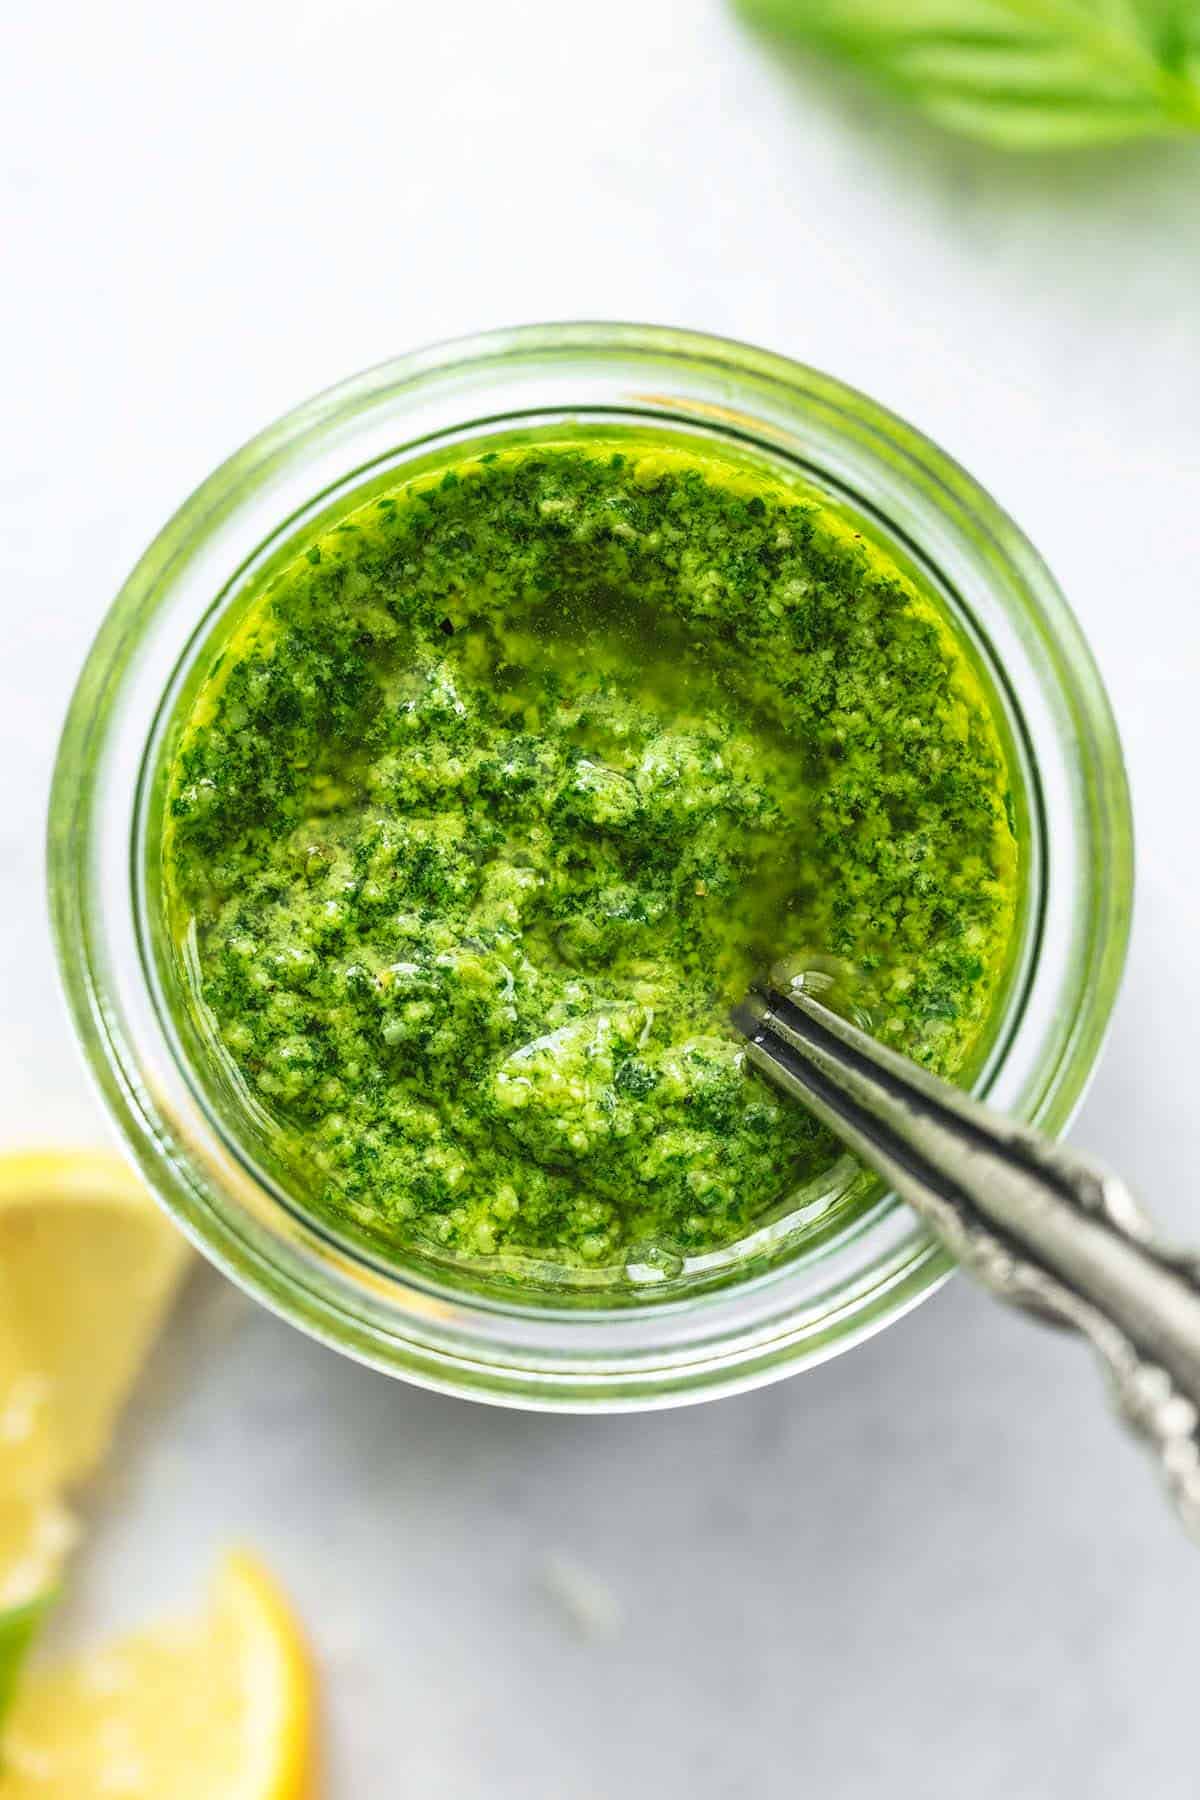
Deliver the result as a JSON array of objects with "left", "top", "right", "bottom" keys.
[{"left": 48, "top": 322, "right": 1134, "bottom": 1408}]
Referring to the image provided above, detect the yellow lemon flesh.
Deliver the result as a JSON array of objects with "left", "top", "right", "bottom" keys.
[
  {"left": 0, "top": 1150, "right": 190, "bottom": 1499},
  {"left": 0, "top": 1500, "right": 76, "bottom": 1617},
  {"left": 1, "top": 1552, "right": 318, "bottom": 1798}
]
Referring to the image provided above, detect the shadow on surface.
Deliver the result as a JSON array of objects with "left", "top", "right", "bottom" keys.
[{"left": 735, "top": 18, "right": 1200, "bottom": 271}]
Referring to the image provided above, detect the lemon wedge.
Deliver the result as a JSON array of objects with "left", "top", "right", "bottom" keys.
[
  {"left": 1, "top": 1551, "right": 318, "bottom": 1797},
  {"left": 0, "top": 1150, "right": 190, "bottom": 1498},
  {"left": 0, "top": 1149, "right": 190, "bottom": 1719}
]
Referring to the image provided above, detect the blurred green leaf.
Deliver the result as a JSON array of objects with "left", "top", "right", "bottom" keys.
[
  {"left": 737, "top": 0, "right": 1200, "bottom": 146},
  {"left": 0, "top": 1589, "right": 55, "bottom": 1732}
]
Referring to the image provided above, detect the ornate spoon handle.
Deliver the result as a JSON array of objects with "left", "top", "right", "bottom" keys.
[{"left": 732, "top": 985, "right": 1200, "bottom": 1539}]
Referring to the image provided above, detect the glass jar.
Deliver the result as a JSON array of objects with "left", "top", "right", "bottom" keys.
[{"left": 48, "top": 323, "right": 1133, "bottom": 1408}]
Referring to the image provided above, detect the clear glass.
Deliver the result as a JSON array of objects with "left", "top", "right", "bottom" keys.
[{"left": 48, "top": 323, "right": 1133, "bottom": 1409}]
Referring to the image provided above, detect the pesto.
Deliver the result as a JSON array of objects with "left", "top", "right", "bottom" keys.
[{"left": 164, "top": 439, "right": 1018, "bottom": 1277}]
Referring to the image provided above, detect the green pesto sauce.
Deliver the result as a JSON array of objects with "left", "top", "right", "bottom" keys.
[{"left": 164, "top": 438, "right": 1019, "bottom": 1278}]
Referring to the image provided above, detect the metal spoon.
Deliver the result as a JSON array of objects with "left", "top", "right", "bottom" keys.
[{"left": 731, "top": 981, "right": 1200, "bottom": 1541}]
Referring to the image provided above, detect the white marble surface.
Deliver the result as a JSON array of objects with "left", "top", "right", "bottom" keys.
[{"left": 4, "top": 1, "right": 1200, "bottom": 1791}]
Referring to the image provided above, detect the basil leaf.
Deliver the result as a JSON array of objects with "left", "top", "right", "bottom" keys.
[{"left": 737, "top": 0, "right": 1200, "bottom": 147}]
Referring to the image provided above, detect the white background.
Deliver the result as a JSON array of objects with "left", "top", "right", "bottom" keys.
[{"left": 4, "top": 1, "right": 1200, "bottom": 1793}]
